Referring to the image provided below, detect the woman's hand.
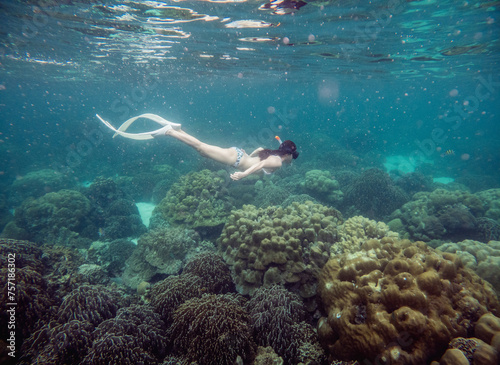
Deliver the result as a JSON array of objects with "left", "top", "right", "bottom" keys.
[{"left": 230, "top": 171, "right": 247, "bottom": 181}]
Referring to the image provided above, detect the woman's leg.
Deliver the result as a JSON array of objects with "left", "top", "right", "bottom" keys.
[{"left": 166, "top": 129, "right": 238, "bottom": 166}]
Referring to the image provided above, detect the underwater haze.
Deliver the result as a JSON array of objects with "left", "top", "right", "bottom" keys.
[{"left": 1, "top": 0, "right": 500, "bottom": 364}]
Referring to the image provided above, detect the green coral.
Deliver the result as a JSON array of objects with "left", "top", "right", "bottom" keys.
[
  {"left": 343, "top": 168, "right": 408, "bottom": 220},
  {"left": 9, "top": 168, "right": 73, "bottom": 205},
  {"left": 475, "top": 189, "right": 500, "bottom": 221},
  {"left": 302, "top": 170, "right": 343, "bottom": 205},
  {"left": 122, "top": 227, "right": 200, "bottom": 289},
  {"left": 153, "top": 169, "right": 233, "bottom": 230},
  {"left": 4, "top": 189, "right": 92, "bottom": 246},
  {"left": 218, "top": 201, "right": 343, "bottom": 301},
  {"left": 390, "top": 188, "right": 490, "bottom": 243}
]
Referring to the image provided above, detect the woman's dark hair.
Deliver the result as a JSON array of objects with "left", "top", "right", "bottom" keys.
[{"left": 258, "top": 140, "right": 299, "bottom": 160}]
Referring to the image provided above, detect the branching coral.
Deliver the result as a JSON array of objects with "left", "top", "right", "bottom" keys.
[
  {"left": 19, "top": 320, "right": 94, "bottom": 365},
  {"left": 82, "top": 304, "right": 167, "bottom": 364},
  {"left": 246, "top": 285, "right": 313, "bottom": 364},
  {"left": 168, "top": 293, "right": 255, "bottom": 365},
  {"left": 0, "top": 239, "right": 55, "bottom": 344},
  {"left": 183, "top": 251, "right": 235, "bottom": 294},
  {"left": 81, "top": 334, "right": 158, "bottom": 365},
  {"left": 317, "top": 239, "right": 500, "bottom": 364},
  {"left": 343, "top": 168, "right": 408, "bottom": 220},
  {"left": 149, "top": 273, "right": 205, "bottom": 325},
  {"left": 56, "top": 284, "right": 127, "bottom": 327}
]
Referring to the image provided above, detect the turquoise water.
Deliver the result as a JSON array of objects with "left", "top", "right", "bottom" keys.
[
  {"left": 1, "top": 0, "right": 498, "bottom": 185},
  {"left": 1, "top": 1, "right": 500, "bottom": 364}
]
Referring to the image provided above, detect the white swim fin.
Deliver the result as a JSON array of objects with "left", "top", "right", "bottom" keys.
[
  {"left": 96, "top": 114, "right": 180, "bottom": 140},
  {"left": 114, "top": 113, "right": 181, "bottom": 136}
]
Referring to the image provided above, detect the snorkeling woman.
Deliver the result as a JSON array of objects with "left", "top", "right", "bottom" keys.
[{"left": 96, "top": 113, "right": 299, "bottom": 181}]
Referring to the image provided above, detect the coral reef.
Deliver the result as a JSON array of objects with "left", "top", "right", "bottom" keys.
[
  {"left": 168, "top": 293, "right": 256, "bottom": 365},
  {"left": 150, "top": 273, "right": 205, "bottom": 325},
  {"left": 289, "top": 321, "right": 329, "bottom": 365},
  {"left": 335, "top": 216, "right": 399, "bottom": 255},
  {"left": 81, "top": 335, "right": 158, "bottom": 365},
  {"left": 0, "top": 239, "right": 57, "bottom": 351},
  {"left": 87, "top": 238, "right": 136, "bottom": 277},
  {"left": 475, "top": 189, "right": 500, "bottom": 221},
  {"left": 476, "top": 218, "right": 500, "bottom": 242},
  {"left": 116, "top": 162, "right": 180, "bottom": 202},
  {"left": 246, "top": 285, "right": 305, "bottom": 358},
  {"left": 218, "top": 201, "right": 343, "bottom": 299},
  {"left": 152, "top": 169, "right": 233, "bottom": 232},
  {"left": 56, "top": 284, "right": 127, "bottom": 327},
  {"left": 77, "top": 264, "right": 110, "bottom": 285},
  {"left": 317, "top": 238, "right": 500, "bottom": 364},
  {"left": 475, "top": 313, "right": 500, "bottom": 345},
  {"left": 252, "top": 346, "right": 283, "bottom": 365},
  {"left": 2, "top": 189, "right": 94, "bottom": 247},
  {"left": 436, "top": 240, "right": 500, "bottom": 294},
  {"left": 81, "top": 304, "right": 167, "bottom": 364},
  {"left": 301, "top": 169, "right": 344, "bottom": 205},
  {"left": 8, "top": 168, "right": 73, "bottom": 206},
  {"left": 86, "top": 176, "right": 125, "bottom": 207},
  {"left": 149, "top": 251, "right": 236, "bottom": 325},
  {"left": 432, "top": 315, "right": 500, "bottom": 365},
  {"left": 343, "top": 168, "right": 408, "bottom": 220},
  {"left": 253, "top": 180, "right": 292, "bottom": 209},
  {"left": 38, "top": 244, "right": 87, "bottom": 297},
  {"left": 85, "top": 177, "right": 147, "bottom": 240},
  {"left": 182, "top": 251, "right": 235, "bottom": 294},
  {"left": 101, "top": 199, "right": 147, "bottom": 239},
  {"left": 0, "top": 264, "right": 54, "bottom": 340},
  {"left": 19, "top": 320, "right": 94, "bottom": 365},
  {"left": 395, "top": 172, "right": 433, "bottom": 197},
  {"left": 122, "top": 227, "right": 200, "bottom": 289},
  {"left": 390, "top": 188, "right": 491, "bottom": 243},
  {"left": 246, "top": 285, "right": 327, "bottom": 364}
]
